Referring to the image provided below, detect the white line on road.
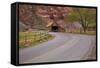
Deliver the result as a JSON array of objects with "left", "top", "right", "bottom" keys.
[{"left": 23, "top": 36, "right": 79, "bottom": 63}]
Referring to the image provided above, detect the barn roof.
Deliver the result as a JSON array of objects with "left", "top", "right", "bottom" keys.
[{"left": 46, "top": 20, "right": 66, "bottom": 29}]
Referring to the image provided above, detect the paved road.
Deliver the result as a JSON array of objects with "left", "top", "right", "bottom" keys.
[{"left": 19, "top": 32, "right": 96, "bottom": 64}]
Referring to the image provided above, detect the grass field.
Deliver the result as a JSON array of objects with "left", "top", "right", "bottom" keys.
[
  {"left": 66, "top": 30, "right": 96, "bottom": 35},
  {"left": 19, "top": 31, "right": 54, "bottom": 48}
]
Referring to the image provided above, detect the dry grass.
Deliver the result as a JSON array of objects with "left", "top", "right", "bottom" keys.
[{"left": 19, "top": 31, "right": 54, "bottom": 48}]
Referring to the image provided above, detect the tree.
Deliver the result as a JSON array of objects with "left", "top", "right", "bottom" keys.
[
  {"left": 64, "top": 8, "right": 96, "bottom": 32},
  {"left": 19, "top": 5, "right": 47, "bottom": 31},
  {"left": 37, "top": 6, "right": 71, "bottom": 32}
]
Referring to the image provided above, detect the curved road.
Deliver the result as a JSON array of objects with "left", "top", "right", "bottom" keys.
[{"left": 19, "top": 32, "right": 96, "bottom": 64}]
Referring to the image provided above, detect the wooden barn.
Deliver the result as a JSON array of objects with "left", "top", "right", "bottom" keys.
[
  {"left": 19, "top": 5, "right": 72, "bottom": 32},
  {"left": 46, "top": 20, "right": 66, "bottom": 32},
  {"left": 36, "top": 6, "right": 71, "bottom": 32}
]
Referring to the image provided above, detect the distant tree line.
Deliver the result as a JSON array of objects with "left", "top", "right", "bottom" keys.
[{"left": 64, "top": 8, "right": 96, "bottom": 32}]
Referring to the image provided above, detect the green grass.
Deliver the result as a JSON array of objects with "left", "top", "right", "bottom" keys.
[
  {"left": 66, "top": 30, "right": 96, "bottom": 35},
  {"left": 19, "top": 31, "right": 54, "bottom": 49},
  {"left": 79, "top": 31, "right": 96, "bottom": 35}
]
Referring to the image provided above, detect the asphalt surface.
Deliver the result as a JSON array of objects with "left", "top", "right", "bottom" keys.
[{"left": 19, "top": 32, "right": 96, "bottom": 64}]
